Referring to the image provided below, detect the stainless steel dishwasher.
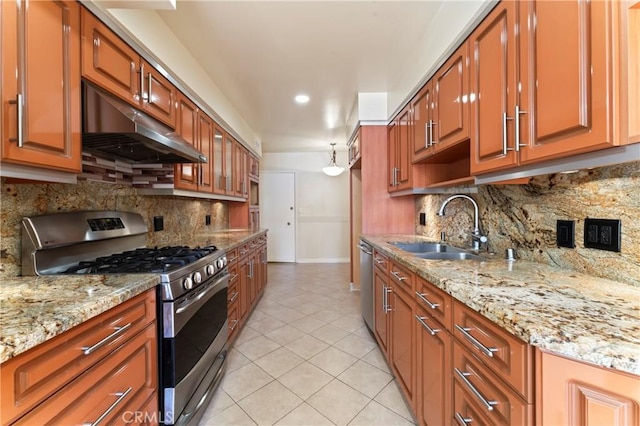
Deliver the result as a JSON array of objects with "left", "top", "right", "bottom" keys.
[{"left": 359, "top": 240, "right": 374, "bottom": 332}]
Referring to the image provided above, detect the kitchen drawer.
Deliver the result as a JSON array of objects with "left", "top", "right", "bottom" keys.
[
  {"left": 415, "top": 276, "right": 452, "bottom": 332},
  {"left": 14, "top": 322, "right": 158, "bottom": 425},
  {"left": 226, "top": 248, "right": 239, "bottom": 266},
  {"left": 248, "top": 237, "right": 260, "bottom": 251},
  {"left": 389, "top": 261, "right": 414, "bottom": 294},
  {"left": 453, "top": 341, "right": 532, "bottom": 426},
  {"left": 452, "top": 300, "right": 533, "bottom": 402},
  {"left": 228, "top": 303, "right": 240, "bottom": 342},
  {"left": 1, "top": 290, "right": 156, "bottom": 425},
  {"left": 373, "top": 249, "right": 389, "bottom": 274},
  {"left": 238, "top": 243, "right": 251, "bottom": 259},
  {"left": 228, "top": 279, "right": 240, "bottom": 308}
]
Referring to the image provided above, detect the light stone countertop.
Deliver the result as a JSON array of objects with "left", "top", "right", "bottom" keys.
[
  {"left": 363, "top": 234, "right": 640, "bottom": 376},
  {"left": 0, "top": 229, "right": 267, "bottom": 364}
]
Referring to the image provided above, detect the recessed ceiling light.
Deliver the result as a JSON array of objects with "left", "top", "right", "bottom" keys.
[{"left": 294, "top": 94, "right": 310, "bottom": 104}]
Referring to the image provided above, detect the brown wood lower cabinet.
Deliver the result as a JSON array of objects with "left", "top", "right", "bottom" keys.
[
  {"left": 373, "top": 266, "right": 391, "bottom": 358},
  {"left": 226, "top": 234, "right": 268, "bottom": 344},
  {"left": 415, "top": 306, "right": 452, "bottom": 426},
  {"left": 0, "top": 289, "right": 158, "bottom": 425},
  {"left": 536, "top": 350, "right": 640, "bottom": 426}
]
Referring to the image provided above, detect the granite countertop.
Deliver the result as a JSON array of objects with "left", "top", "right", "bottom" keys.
[
  {"left": 363, "top": 234, "right": 640, "bottom": 376},
  {"left": 0, "top": 229, "right": 267, "bottom": 365}
]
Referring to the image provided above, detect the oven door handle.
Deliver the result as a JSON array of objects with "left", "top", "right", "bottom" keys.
[{"left": 176, "top": 273, "right": 228, "bottom": 315}]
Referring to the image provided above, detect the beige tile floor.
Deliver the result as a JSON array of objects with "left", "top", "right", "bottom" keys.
[{"left": 199, "top": 263, "right": 416, "bottom": 426}]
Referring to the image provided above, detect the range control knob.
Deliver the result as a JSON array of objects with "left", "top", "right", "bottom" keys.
[
  {"left": 183, "top": 276, "right": 193, "bottom": 290},
  {"left": 206, "top": 264, "right": 215, "bottom": 276},
  {"left": 192, "top": 271, "right": 202, "bottom": 284},
  {"left": 216, "top": 258, "right": 225, "bottom": 269}
]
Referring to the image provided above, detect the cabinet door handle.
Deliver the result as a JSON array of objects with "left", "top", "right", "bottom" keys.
[
  {"left": 8, "top": 94, "right": 24, "bottom": 147},
  {"left": 429, "top": 120, "right": 436, "bottom": 146},
  {"left": 514, "top": 105, "right": 527, "bottom": 152},
  {"left": 81, "top": 322, "right": 132, "bottom": 355},
  {"left": 384, "top": 287, "right": 393, "bottom": 313},
  {"left": 415, "top": 315, "right": 440, "bottom": 335},
  {"left": 416, "top": 292, "right": 439, "bottom": 310},
  {"left": 425, "top": 121, "right": 430, "bottom": 148},
  {"left": 454, "top": 324, "right": 498, "bottom": 358},
  {"left": 454, "top": 412, "right": 473, "bottom": 425},
  {"left": 83, "top": 387, "right": 133, "bottom": 426},
  {"left": 454, "top": 368, "right": 498, "bottom": 411},
  {"left": 146, "top": 72, "right": 153, "bottom": 102},
  {"left": 502, "top": 112, "right": 515, "bottom": 155}
]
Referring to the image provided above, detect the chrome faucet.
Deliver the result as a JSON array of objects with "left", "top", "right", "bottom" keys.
[{"left": 437, "top": 194, "right": 487, "bottom": 251}]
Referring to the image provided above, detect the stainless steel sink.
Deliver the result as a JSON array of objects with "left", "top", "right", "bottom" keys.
[
  {"left": 390, "top": 242, "right": 466, "bottom": 253},
  {"left": 415, "top": 252, "right": 484, "bottom": 261}
]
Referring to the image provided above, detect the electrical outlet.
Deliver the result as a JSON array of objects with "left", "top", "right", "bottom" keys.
[
  {"left": 556, "top": 220, "right": 575, "bottom": 248},
  {"left": 153, "top": 216, "right": 164, "bottom": 232},
  {"left": 205, "top": 215, "right": 211, "bottom": 226},
  {"left": 419, "top": 213, "right": 426, "bottom": 226},
  {"left": 583, "top": 218, "right": 621, "bottom": 252}
]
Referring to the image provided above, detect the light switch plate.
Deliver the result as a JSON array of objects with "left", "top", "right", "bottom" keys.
[{"left": 556, "top": 220, "right": 575, "bottom": 248}]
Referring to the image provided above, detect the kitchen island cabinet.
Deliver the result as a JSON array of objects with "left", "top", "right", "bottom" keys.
[
  {"left": 1, "top": 0, "right": 82, "bottom": 173},
  {"left": 1, "top": 289, "right": 158, "bottom": 425}
]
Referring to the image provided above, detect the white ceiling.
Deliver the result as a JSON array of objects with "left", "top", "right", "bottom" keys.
[{"left": 146, "top": 1, "right": 489, "bottom": 153}]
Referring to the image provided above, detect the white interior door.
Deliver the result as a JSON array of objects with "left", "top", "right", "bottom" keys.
[{"left": 261, "top": 172, "right": 295, "bottom": 262}]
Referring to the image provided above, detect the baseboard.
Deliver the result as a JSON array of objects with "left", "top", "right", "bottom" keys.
[{"left": 296, "top": 258, "right": 350, "bottom": 264}]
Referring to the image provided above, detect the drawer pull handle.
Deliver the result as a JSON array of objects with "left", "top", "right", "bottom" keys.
[
  {"left": 454, "top": 368, "right": 498, "bottom": 411},
  {"left": 229, "top": 291, "right": 239, "bottom": 303},
  {"left": 374, "top": 257, "right": 385, "bottom": 264},
  {"left": 83, "top": 386, "right": 132, "bottom": 426},
  {"left": 416, "top": 292, "right": 439, "bottom": 310},
  {"left": 415, "top": 315, "right": 440, "bottom": 335},
  {"left": 391, "top": 271, "right": 407, "bottom": 281},
  {"left": 454, "top": 412, "right": 473, "bottom": 425},
  {"left": 228, "top": 256, "right": 238, "bottom": 263},
  {"left": 229, "top": 319, "right": 239, "bottom": 332},
  {"left": 82, "top": 323, "right": 132, "bottom": 355},
  {"left": 229, "top": 273, "right": 238, "bottom": 283},
  {"left": 454, "top": 324, "right": 498, "bottom": 358}
]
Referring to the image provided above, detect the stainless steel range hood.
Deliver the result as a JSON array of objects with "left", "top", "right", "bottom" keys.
[{"left": 82, "top": 83, "right": 207, "bottom": 164}]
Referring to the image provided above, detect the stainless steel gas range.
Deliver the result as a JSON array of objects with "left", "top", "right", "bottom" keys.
[{"left": 21, "top": 211, "right": 229, "bottom": 426}]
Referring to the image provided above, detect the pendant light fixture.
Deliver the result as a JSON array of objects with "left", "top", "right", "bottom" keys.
[{"left": 322, "top": 143, "right": 344, "bottom": 176}]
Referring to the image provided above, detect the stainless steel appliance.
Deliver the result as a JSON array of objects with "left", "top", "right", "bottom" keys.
[
  {"left": 82, "top": 82, "right": 208, "bottom": 164},
  {"left": 21, "top": 211, "right": 229, "bottom": 426},
  {"left": 359, "top": 240, "right": 374, "bottom": 332}
]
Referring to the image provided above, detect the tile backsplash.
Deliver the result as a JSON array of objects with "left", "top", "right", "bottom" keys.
[
  {"left": 0, "top": 179, "right": 228, "bottom": 278},
  {"left": 416, "top": 161, "right": 640, "bottom": 287}
]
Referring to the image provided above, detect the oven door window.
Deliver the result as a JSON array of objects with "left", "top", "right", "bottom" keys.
[{"left": 164, "top": 280, "right": 228, "bottom": 385}]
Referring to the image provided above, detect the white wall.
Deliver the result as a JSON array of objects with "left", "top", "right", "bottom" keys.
[
  {"left": 261, "top": 151, "right": 350, "bottom": 263},
  {"left": 387, "top": 0, "right": 493, "bottom": 116},
  {"left": 90, "top": 4, "right": 262, "bottom": 154}
]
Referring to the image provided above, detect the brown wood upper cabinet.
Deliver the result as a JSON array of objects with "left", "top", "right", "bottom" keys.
[
  {"left": 388, "top": 106, "right": 417, "bottom": 192},
  {"left": 471, "top": 0, "right": 629, "bottom": 175},
  {"left": 81, "top": 8, "right": 177, "bottom": 129},
  {"left": 1, "top": 0, "right": 82, "bottom": 173},
  {"left": 174, "top": 93, "right": 199, "bottom": 191},
  {"left": 413, "top": 41, "right": 470, "bottom": 164},
  {"left": 234, "top": 142, "right": 248, "bottom": 198}
]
